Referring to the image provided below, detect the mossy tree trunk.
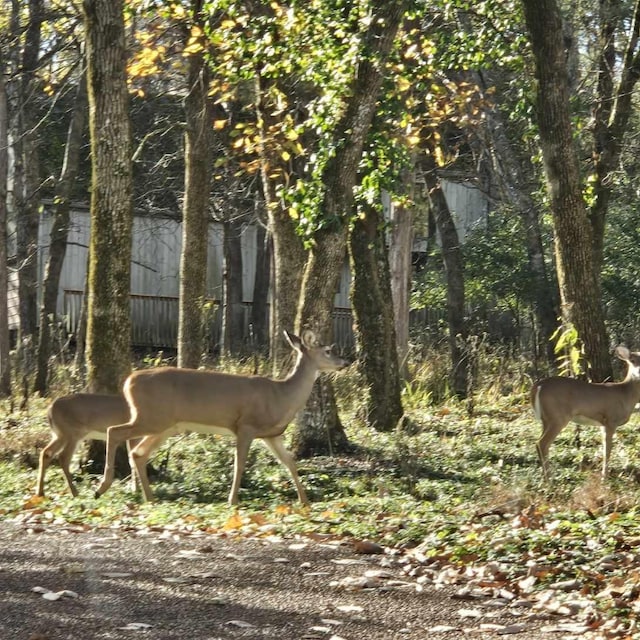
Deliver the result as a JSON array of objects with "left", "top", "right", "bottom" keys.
[
  {"left": 83, "top": 0, "right": 133, "bottom": 394},
  {"left": 178, "top": 0, "right": 212, "bottom": 369},
  {"left": 350, "top": 201, "right": 404, "bottom": 431},
  {"left": 0, "top": 49, "right": 10, "bottom": 397}
]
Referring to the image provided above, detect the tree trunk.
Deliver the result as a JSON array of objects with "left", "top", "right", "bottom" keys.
[
  {"left": 83, "top": 0, "right": 133, "bottom": 394},
  {"left": 177, "top": 2, "right": 212, "bottom": 369},
  {"left": 293, "top": 0, "right": 407, "bottom": 457},
  {"left": 422, "top": 153, "right": 468, "bottom": 398},
  {"left": 249, "top": 218, "right": 271, "bottom": 354},
  {"left": 33, "top": 74, "right": 88, "bottom": 396},
  {"left": 350, "top": 201, "right": 404, "bottom": 431},
  {"left": 254, "top": 75, "right": 306, "bottom": 373},
  {"left": 222, "top": 218, "right": 244, "bottom": 356},
  {"left": 0, "top": 49, "right": 10, "bottom": 396},
  {"left": 522, "top": 0, "right": 611, "bottom": 381},
  {"left": 388, "top": 183, "right": 415, "bottom": 378},
  {"left": 15, "top": 0, "right": 43, "bottom": 350},
  {"left": 477, "top": 70, "right": 558, "bottom": 365}
]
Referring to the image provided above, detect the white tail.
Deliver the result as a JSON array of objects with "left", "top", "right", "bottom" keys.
[
  {"left": 37, "top": 393, "right": 134, "bottom": 497},
  {"left": 95, "top": 330, "right": 349, "bottom": 505},
  {"left": 532, "top": 345, "right": 640, "bottom": 480}
]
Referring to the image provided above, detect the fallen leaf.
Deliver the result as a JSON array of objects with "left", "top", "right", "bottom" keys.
[
  {"left": 117, "top": 623, "right": 153, "bottom": 631},
  {"left": 226, "top": 619, "right": 255, "bottom": 628}
]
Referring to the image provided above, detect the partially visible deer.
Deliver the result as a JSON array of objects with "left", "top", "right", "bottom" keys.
[
  {"left": 532, "top": 345, "right": 640, "bottom": 480},
  {"left": 95, "top": 330, "right": 349, "bottom": 505},
  {"left": 37, "top": 393, "right": 134, "bottom": 497}
]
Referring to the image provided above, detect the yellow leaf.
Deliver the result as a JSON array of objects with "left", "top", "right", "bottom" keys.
[
  {"left": 220, "top": 19, "right": 235, "bottom": 29},
  {"left": 23, "top": 495, "right": 45, "bottom": 509},
  {"left": 213, "top": 119, "right": 227, "bottom": 130},
  {"left": 274, "top": 504, "right": 292, "bottom": 515},
  {"left": 223, "top": 513, "right": 245, "bottom": 530},
  {"left": 281, "top": 150, "right": 291, "bottom": 161}
]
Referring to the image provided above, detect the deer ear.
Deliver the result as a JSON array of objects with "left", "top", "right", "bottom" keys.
[
  {"left": 615, "top": 345, "right": 631, "bottom": 360},
  {"left": 301, "top": 329, "right": 317, "bottom": 348},
  {"left": 283, "top": 330, "right": 302, "bottom": 351}
]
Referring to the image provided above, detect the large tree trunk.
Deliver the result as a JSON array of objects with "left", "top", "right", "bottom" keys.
[
  {"left": 522, "top": 0, "right": 611, "bottom": 381},
  {"left": 178, "top": 2, "right": 212, "bottom": 369},
  {"left": 422, "top": 153, "right": 468, "bottom": 398},
  {"left": 0, "top": 49, "right": 10, "bottom": 396},
  {"left": 350, "top": 201, "right": 404, "bottom": 431},
  {"left": 293, "top": 0, "right": 407, "bottom": 457},
  {"left": 15, "top": 0, "right": 43, "bottom": 353},
  {"left": 83, "top": 0, "right": 133, "bottom": 394},
  {"left": 33, "top": 75, "right": 88, "bottom": 396},
  {"left": 221, "top": 217, "right": 244, "bottom": 356}
]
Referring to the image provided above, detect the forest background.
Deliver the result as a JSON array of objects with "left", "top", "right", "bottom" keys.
[{"left": 3, "top": 0, "right": 640, "bottom": 636}]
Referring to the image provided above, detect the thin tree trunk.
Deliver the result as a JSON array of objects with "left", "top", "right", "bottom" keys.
[
  {"left": 422, "top": 153, "right": 468, "bottom": 398},
  {"left": 350, "top": 201, "right": 404, "bottom": 431},
  {"left": 0, "top": 49, "right": 11, "bottom": 396},
  {"left": 388, "top": 188, "right": 415, "bottom": 378},
  {"left": 34, "top": 74, "right": 87, "bottom": 396},
  {"left": 522, "top": 0, "right": 611, "bottom": 381},
  {"left": 254, "top": 74, "right": 306, "bottom": 373},
  {"left": 221, "top": 218, "right": 244, "bottom": 356},
  {"left": 15, "top": 0, "right": 43, "bottom": 348},
  {"left": 177, "top": 0, "right": 212, "bottom": 369},
  {"left": 250, "top": 218, "right": 271, "bottom": 354},
  {"left": 84, "top": 0, "right": 133, "bottom": 394}
]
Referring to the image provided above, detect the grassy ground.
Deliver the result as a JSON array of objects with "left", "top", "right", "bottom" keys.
[{"left": 2, "top": 354, "right": 640, "bottom": 635}]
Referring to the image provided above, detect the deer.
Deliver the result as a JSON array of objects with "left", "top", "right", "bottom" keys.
[
  {"left": 36, "top": 393, "right": 136, "bottom": 497},
  {"left": 532, "top": 345, "right": 640, "bottom": 481},
  {"left": 94, "top": 330, "right": 349, "bottom": 506}
]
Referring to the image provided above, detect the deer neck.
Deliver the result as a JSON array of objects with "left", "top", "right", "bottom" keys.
[{"left": 279, "top": 352, "right": 319, "bottom": 411}]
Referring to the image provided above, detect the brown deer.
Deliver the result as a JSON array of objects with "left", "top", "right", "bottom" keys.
[
  {"left": 532, "top": 345, "right": 640, "bottom": 480},
  {"left": 95, "top": 330, "right": 348, "bottom": 505},
  {"left": 37, "top": 393, "right": 134, "bottom": 497}
]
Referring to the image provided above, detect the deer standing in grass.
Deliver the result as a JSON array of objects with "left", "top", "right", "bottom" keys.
[
  {"left": 95, "top": 330, "right": 348, "bottom": 505},
  {"left": 37, "top": 393, "right": 134, "bottom": 497},
  {"left": 532, "top": 345, "right": 640, "bottom": 480}
]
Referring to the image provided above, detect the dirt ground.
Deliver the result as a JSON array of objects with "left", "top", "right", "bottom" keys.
[{"left": 0, "top": 518, "right": 583, "bottom": 640}]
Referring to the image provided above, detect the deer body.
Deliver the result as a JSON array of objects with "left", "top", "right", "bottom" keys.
[
  {"left": 37, "top": 393, "right": 132, "bottom": 497},
  {"left": 95, "top": 331, "right": 348, "bottom": 505},
  {"left": 532, "top": 346, "right": 640, "bottom": 480}
]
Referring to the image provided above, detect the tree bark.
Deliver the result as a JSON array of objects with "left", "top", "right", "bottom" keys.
[
  {"left": 477, "top": 70, "right": 558, "bottom": 365},
  {"left": 83, "top": 0, "right": 133, "bottom": 394},
  {"left": 522, "top": 0, "right": 611, "bottom": 381},
  {"left": 221, "top": 217, "right": 244, "bottom": 356},
  {"left": 0, "top": 49, "right": 11, "bottom": 396},
  {"left": 249, "top": 217, "right": 271, "bottom": 354},
  {"left": 422, "top": 153, "right": 468, "bottom": 398},
  {"left": 15, "top": 0, "right": 43, "bottom": 348},
  {"left": 254, "top": 74, "right": 307, "bottom": 373},
  {"left": 34, "top": 74, "right": 88, "bottom": 396},
  {"left": 293, "top": 0, "right": 407, "bottom": 457},
  {"left": 350, "top": 201, "right": 404, "bottom": 431},
  {"left": 177, "top": 1, "right": 212, "bottom": 369}
]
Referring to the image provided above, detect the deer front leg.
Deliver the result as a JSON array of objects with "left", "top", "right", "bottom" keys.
[
  {"left": 95, "top": 423, "right": 138, "bottom": 498},
  {"left": 536, "top": 418, "right": 567, "bottom": 482},
  {"left": 229, "top": 429, "right": 253, "bottom": 506},
  {"left": 129, "top": 433, "right": 167, "bottom": 502},
  {"left": 263, "top": 436, "right": 309, "bottom": 506},
  {"left": 57, "top": 440, "right": 80, "bottom": 497},
  {"left": 601, "top": 425, "right": 615, "bottom": 479}
]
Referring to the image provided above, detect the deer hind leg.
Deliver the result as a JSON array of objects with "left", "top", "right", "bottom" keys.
[
  {"left": 125, "top": 437, "right": 143, "bottom": 492},
  {"left": 95, "top": 422, "right": 149, "bottom": 498},
  {"left": 128, "top": 433, "right": 167, "bottom": 502},
  {"left": 36, "top": 434, "right": 68, "bottom": 497},
  {"left": 262, "top": 436, "right": 309, "bottom": 506},
  {"left": 56, "top": 440, "right": 80, "bottom": 497},
  {"left": 536, "top": 418, "right": 568, "bottom": 482}
]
